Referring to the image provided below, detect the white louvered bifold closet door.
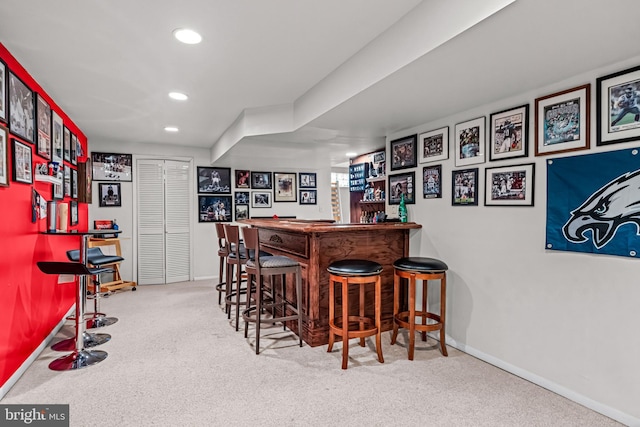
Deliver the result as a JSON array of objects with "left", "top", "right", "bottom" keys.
[
  {"left": 164, "top": 160, "right": 190, "bottom": 283},
  {"left": 136, "top": 159, "right": 191, "bottom": 285}
]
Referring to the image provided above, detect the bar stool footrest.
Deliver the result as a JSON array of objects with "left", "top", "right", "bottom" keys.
[{"left": 394, "top": 310, "right": 442, "bottom": 333}]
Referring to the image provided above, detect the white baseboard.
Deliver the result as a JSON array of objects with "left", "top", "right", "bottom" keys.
[
  {"left": 437, "top": 333, "right": 639, "bottom": 427},
  {"left": 193, "top": 275, "right": 216, "bottom": 281},
  {"left": 0, "top": 305, "right": 74, "bottom": 401}
]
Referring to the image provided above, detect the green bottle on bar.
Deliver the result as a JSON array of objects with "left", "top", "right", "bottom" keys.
[{"left": 399, "top": 193, "right": 407, "bottom": 223}]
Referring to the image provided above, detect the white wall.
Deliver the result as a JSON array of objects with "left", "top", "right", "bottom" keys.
[
  {"left": 88, "top": 140, "right": 333, "bottom": 282},
  {"left": 387, "top": 56, "right": 640, "bottom": 424}
]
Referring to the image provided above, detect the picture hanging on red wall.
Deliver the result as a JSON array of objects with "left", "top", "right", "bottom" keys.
[
  {"left": 70, "top": 133, "right": 77, "bottom": 165},
  {"left": 0, "top": 124, "right": 9, "bottom": 186},
  {"left": 0, "top": 60, "right": 7, "bottom": 123},
  {"left": 8, "top": 71, "right": 34, "bottom": 144},
  {"left": 11, "top": 138, "right": 32, "bottom": 184},
  {"left": 35, "top": 94, "right": 51, "bottom": 159},
  {"left": 70, "top": 200, "right": 78, "bottom": 226},
  {"left": 63, "top": 125, "right": 70, "bottom": 162},
  {"left": 51, "top": 110, "right": 63, "bottom": 164}
]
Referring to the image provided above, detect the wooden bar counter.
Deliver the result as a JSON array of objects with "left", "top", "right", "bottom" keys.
[{"left": 240, "top": 219, "right": 422, "bottom": 347}]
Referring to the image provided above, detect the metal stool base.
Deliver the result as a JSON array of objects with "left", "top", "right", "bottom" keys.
[
  {"left": 49, "top": 350, "right": 108, "bottom": 371},
  {"left": 51, "top": 332, "right": 111, "bottom": 352},
  {"left": 86, "top": 316, "right": 118, "bottom": 329}
]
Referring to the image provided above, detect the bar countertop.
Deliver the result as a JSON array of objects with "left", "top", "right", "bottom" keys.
[{"left": 240, "top": 219, "right": 422, "bottom": 233}]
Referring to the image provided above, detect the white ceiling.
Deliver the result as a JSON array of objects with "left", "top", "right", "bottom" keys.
[{"left": 2, "top": 0, "right": 640, "bottom": 169}]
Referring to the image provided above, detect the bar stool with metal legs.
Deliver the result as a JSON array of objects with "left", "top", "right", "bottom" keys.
[
  {"left": 67, "top": 247, "right": 122, "bottom": 329},
  {"left": 327, "top": 259, "right": 383, "bottom": 369},
  {"left": 37, "top": 261, "right": 113, "bottom": 370},
  {"left": 214, "top": 223, "right": 229, "bottom": 308},
  {"left": 241, "top": 226, "right": 303, "bottom": 354},
  {"left": 391, "top": 257, "right": 448, "bottom": 360}
]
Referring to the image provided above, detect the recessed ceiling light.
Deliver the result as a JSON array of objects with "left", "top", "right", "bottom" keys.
[
  {"left": 173, "top": 28, "right": 202, "bottom": 44},
  {"left": 164, "top": 126, "right": 179, "bottom": 132},
  {"left": 169, "top": 92, "right": 188, "bottom": 101},
  {"left": 346, "top": 152, "right": 357, "bottom": 157}
]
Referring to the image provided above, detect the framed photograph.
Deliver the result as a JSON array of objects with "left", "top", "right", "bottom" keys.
[
  {"left": 596, "top": 65, "right": 640, "bottom": 146},
  {"left": 51, "top": 111, "right": 63, "bottom": 164},
  {"left": 198, "top": 195, "right": 232, "bottom": 222},
  {"left": 299, "top": 172, "right": 317, "bottom": 188},
  {"left": 390, "top": 134, "right": 417, "bottom": 171},
  {"left": 0, "top": 125, "right": 9, "bottom": 187},
  {"left": 452, "top": 168, "right": 478, "bottom": 206},
  {"left": 64, "top": 166, "right": 71, "bottom": 197},
  {"left": 235, "top": 204, "right": 249, "bottom": 221},
  {"left": 35, "top": 94, "right": 51, "bottom": 159},
  {"left": 485, "top": 163, "right": 535, "bottom": 207},
  {"left": 535, "top": 83, "right": 590, "bottom": 156},
  {"left": 71, "top": 168, "right": 78, "bottom": 199},
  {"left": 70, "top": 133, "right": 77, "bottom": 165},
  {"left": 91, "top": 152, "right": 133, "bottom": 181},
  {"left": 0, "top": 60, "right": 6, "bottom": 123},
  {"left": 63, "top": 126, "right": 71, "bottom": 162},
  {"left": 251, "top": 171, "right": 272, "bottom": 189},
  {"left": 12, "top": 138, "right": 32, "bottom": 184},
  {"left": 251, "top": 191, "right": 271, "bottom": 208},
  {"left": 388, "top": 171, "right": 415, "bottom": 205},
  {"left": 235, "top": 169, "right": 250, "bottom": 188},
  {"left": 489, "top": 104, "right": 529, "bottom": 161},
  {"left": 454, "top": 117, "right": 485, "bottom": 167},
  {"left": 274, "top": 172, "right": 297, "bottom": 202},
  {"left": 98, "top": 182, "right": 121, "bottom": 207},
  {"left": 8, "top": 71, "right": 34, "bottom": 143},
  {"left": 423, "top": 164, "right": 442, "bottom": 199},
  {"left": 234, "top": 191, "right": 249, "bottom": 205},
  {"left": 70, "top": 200, "right": 78, "bottom": 226},
  {"left": 197, "top": 166, "right": 231, "bottom": 194},
  {"left": 52, "top": 173, "right": 63, "bottom": 200},
  {"left": 419, "top": 126, "right": 449, "bottom": 164},
  {"left": 300, "top": 189, "right": 317, "bottom": 205}
]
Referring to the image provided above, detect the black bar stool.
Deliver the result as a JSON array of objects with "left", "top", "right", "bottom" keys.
[
  {"left": 67, "top": 247, "right": 122, "bottom": 329},
  {"left": 214, "top": 223, "right": 229, "bottom": 307},
  {"left": 224, "top": 224, "right": 249, "bottom": 331},
  {"left": 37, "top": 261, "right": 113, "bottom": 370},
  {"left": 391, "top": 257, "right": 448, "bottom": 360},
  {"left": 241, "top": 226, "right": 303, "bottom": 354},
  {"left": 327, "top": 259, "right": 383, "bottom": 369}
]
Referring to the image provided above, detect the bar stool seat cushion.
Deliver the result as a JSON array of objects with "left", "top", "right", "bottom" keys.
[
  {"left": 67, "top": 248, "right": 124, "bottom": 265},
  {"left": 327, "top": 259, "right": 382, "bottom": 276},
  {"left": 246, "top": 255, "right": 298, "bottom": 269},
  {"left": 37, "top": 261, "right": 113, "bottom": 276},
  {"left": 228, "top": 248, "right": 270, "bottom": 260},
  {"left": 393, "top": 257, "right": 448, "bottom": 273}
]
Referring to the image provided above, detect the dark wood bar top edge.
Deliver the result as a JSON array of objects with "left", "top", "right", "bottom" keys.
[{"left": 240, "top": 219, "right": 421, "bottom": 233}]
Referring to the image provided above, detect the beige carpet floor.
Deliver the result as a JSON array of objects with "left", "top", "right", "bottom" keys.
[{"left": 1, "top": 279, "right": 621, "bottom": 426}]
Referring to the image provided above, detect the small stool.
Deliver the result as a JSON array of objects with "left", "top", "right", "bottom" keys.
[
  {"left": 391, "top": 257, "right": 448, "bottom": 360},
  {"left": 327, "top": 259, "right": 383, "bottom": 369}
]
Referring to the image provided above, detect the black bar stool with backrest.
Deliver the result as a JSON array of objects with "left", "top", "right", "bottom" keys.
[
  {"left": 37, "top": 261, "right": 114, "bottom": 370},
  {"left": 241, "top": 226, "right": 303, "bottom": 354},
  {"left": 223, "top": 224, "right": 249, "bottom": 331},
  {"left": 67, "top": 247, "right": 122, "bottom": 329},
  {"left": 391, "top": 257, "right": 448, "bottom": 360},
  {"left": 214, "top": 223, "right": 229, "bottom": 308}
]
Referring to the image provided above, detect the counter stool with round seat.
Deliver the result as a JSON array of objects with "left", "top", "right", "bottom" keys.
[
  {"left": 241, "top": 226, "right": 303, "bottom": 354},
  {"left": 391, "top": 257, "right": 448, "bottom": 360},
  {"left": 327, "top": 259, "right": 383, "bottom": 369}
]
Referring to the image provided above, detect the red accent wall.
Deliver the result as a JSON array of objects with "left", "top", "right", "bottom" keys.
[{"left": 0, "top": 43, "right": 89, "bottom": 388}]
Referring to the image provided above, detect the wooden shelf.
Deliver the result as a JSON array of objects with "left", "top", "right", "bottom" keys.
[{"left": 34, "top": 174, "right": 62, "bottom": 185}]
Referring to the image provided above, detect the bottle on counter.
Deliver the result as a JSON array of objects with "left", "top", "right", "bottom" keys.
[
  {"left": 112, "top": 219, "right": 119, "bottom": 230},
  {"left": 399, "top": 193, "right": 407, "bottom": 223}
]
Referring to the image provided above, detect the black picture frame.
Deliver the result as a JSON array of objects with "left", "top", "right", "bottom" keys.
[
  {"left": 299, "top": 189, "right": 317, "bottom": 205},
  {"left": 98, "top": 182, "right": 122, "bottom": 207},
  {"left": 71, "top": 168, "right": 78, "bottom": 199},
  {"left": 91, "top": 152, "right": 133, "bottom": 181},
  {"left": 63, "top": 125, "right": 71, "bottom": 162},
  {"left": 12, "top": 138, "right": 32, "bottom": 184},
  {"left": 419, "top": 127, "right": 449, "bottom": 164},
  {"left": 51, "top": 111, "right": 63, "bottom": 164},
  {"left": 70, "top": 133, "right": 77, "bottom": 165},
  {"left": 235, "top": 204, "right": 249, "bottom": 221},
  {"left": 596, "top": 64, "right": 640, "bottom": 146},
  {"left": 198, "top": 195, "right": 232, "bottom": 222},
  {"left": 251, "top": 191, "right": 271, "bottom": 208},
  {"left": 390, "top": 134, "right": 417, "bottom": 171},
  {"left": 197, "top": 166, "right": 231, "bottom": 194},
  {"left": 299, "top": 172, "right": 317, "bottom": 188},
  {"left": 251, "top": 171, "right": 272, "bottom": 189},
  {"left": 484, "top": 163, "right": 535, "bottom": 207},
  {"left": 35, "top": 93, "right": 51, "bottom": 160},
  {"left": 388, "top": 171, "right": 415, "bottom": 205},
  {"left": 274, "top": 172, "right": 297, "bottom": 202},
  {"left": 454, "top": 117, "right": 486, "bottom": 166},
  {"left": 452, "top": 168, "right": 479, "bottom": 206},
  {"left": 70, "top": 200, "right": 78, "bottom": 226},
  {"left": 0, "top": 124, "right": 8, "bottom": 187},
  {"left": 235, "top": 169, "right": 250, "bottom": 188},
  {"left": 234, "top": 191, "right": 249, "bottom": 205},
  {"left": 423, "top": 164, "right": 442, "bottom": 199},
  {"left": 64, "top": 166, "right": 71, "bottom": 197},
  {"left": 0, "top": 59, "right": 7, "bottom": 124},
  {"left": 489, "top": 104, "right": 529, "bottom": 161},
  {"left": 8, "top": 71, "right": 34, "bottom": 144}
]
